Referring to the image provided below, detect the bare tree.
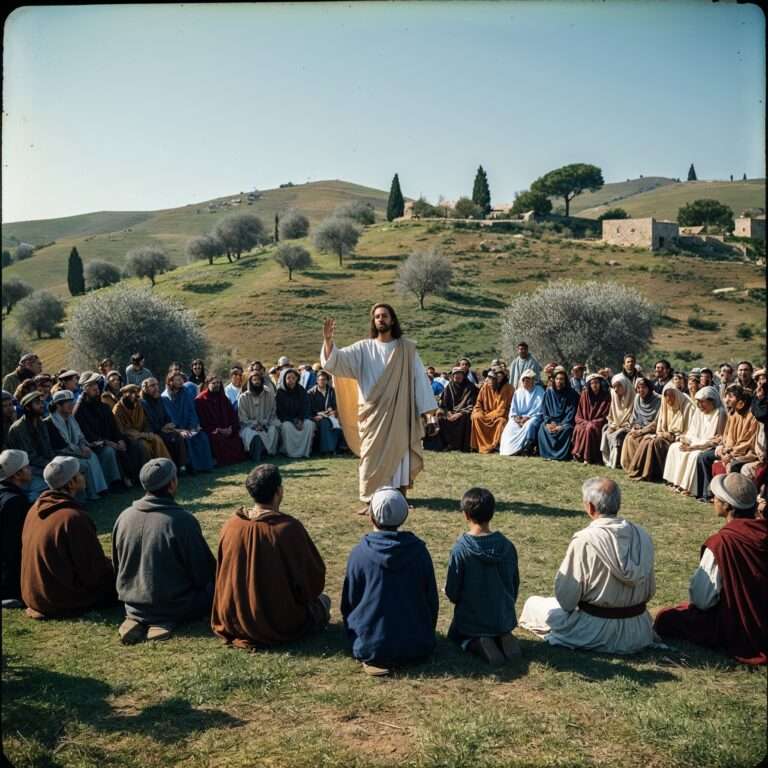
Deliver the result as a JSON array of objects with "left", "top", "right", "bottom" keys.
[
  {"left": 85, "top": 260, "right": 122, "bottom": 290},
  {"left": 333, "top": 200, "right": 376, "bottom": 225},
  {"left": 313, "top": 217, "right": 360, "bottom": 267},
  {"left": 396, "top": 249, "right": 453, "bottom": 309},
  {"left": 501, "top": 280, "right": 656, "bottom": 369},
  {"left": 279, "top": 210, "right": 310, "bottom": 240},
  {"left": 15, "top": 291, "right": 66, "bottom": 339},
  {"left": 274, "top": 244, "right": 312, "bottom": 281},
  {"left": 124, "top": 246, "right": 170, "bottom": 287},
  {"left": 2, "top": 278, "right": 33, "bottom": 314},
  {"left": 213, "top": 213, "right": 266, "bottom": 262},
  {"left": 186, "top": 234, "right": 224, "bottom": 265},
  {"left": 15, "top": 243, "right": 35, "bottom": 261}
]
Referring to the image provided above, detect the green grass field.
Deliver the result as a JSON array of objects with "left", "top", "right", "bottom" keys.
[{"left": 2, "top": 453, "right": 766, "bottom": 768}]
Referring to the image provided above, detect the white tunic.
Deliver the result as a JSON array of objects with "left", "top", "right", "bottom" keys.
[{"left": 321, "top": 339, "right": 436, "bottom": 488}]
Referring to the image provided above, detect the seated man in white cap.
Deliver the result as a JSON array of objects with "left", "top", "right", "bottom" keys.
[
  {"left": 46, "top": 389, "right": 109, "bottom": 500},
  {"left": 519, "top": 477, "right": 656, "bottom": 654},
  {"left": 1, "top": 449, "right": 33, "bottom": 607},
  {"left": 341, "top": 487, "right": 438, "bottom": 676},
  {"left": 654, "top": 473, "right": 767, "bottom": 666},
  {"left": 112, "top": 457, "right": 216, "bottom": 643},
  {"left": 20, "top": 456, "right": 116, "bottom": 619},
  {"left": 211, "top": 464, "right": 330, "bottom": 649}
]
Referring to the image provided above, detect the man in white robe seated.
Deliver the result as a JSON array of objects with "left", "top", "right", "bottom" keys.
[
  {"left": 519, "top": 477, "right": 656, "bottom": 654},
  {"left": 237, "top": 371, "right": 280, "bottom": 458}
]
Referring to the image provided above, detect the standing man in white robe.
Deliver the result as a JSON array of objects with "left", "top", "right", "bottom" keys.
[
  {"left": 519, "top": 477, "right": 656, "bottom": 654},
  {"left": 321, "top": 303, "right": 437, "bottom": 512}
]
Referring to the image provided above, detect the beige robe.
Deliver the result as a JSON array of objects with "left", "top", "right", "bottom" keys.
[{"left": 237, "top": 389, "right": 280, "bottom": 455}]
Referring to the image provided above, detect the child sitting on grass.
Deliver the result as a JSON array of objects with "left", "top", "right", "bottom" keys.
[{"left": 445, "top": 487, "right": 521, "bottom": 664}]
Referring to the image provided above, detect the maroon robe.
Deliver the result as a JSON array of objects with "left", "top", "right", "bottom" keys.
[
  {"left": 571, "top": 386, "right": 610, "bottom": 464},
  {"left": 195, "top": 388, "right": 247, "bottom": 467},
  {"left": 654, "top": 517, "right": 768, "bottom": 665}
]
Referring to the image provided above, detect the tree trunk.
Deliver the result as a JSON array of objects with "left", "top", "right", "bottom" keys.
[
  {"left": 564, "top": 195, "right": 570, "bottom": 218},
  {"left": 150, "top": 274, "right": 156, "bottom": 287},
  {"left": 338, "top": 249, "right": 343, "bottom": 267},
  {"left": 419, "top": 293, "right": 425, "bottom": 310},
  {"left": 226, "top": 251, "right": 233, "bottom": 263},
  {"left": 36, "top": 329, "right": 42, "bottom": 339},
  {"left": 288, "top": 268, "right": 293, "bottom": 281},
  {"left": 208, "top": 255, "right": 214, "bottom": 265}
]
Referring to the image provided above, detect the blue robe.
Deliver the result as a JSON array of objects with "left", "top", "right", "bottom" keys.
[
  {"left": 537, "top": 385, "right": 579, "bottom": 460},
  {"left": 500, "top": 385, "right": 545, "bottom": 456},
  {"left": 161, "top": 387, "right": 214, "bottom": 471}
]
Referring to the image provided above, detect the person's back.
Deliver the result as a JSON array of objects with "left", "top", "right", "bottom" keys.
[
  {"left": 1, "top": 450, "right": 33, "bottom": 603},
  {"left": 342, "top": 487, "right": 438, "bottom": 674}
]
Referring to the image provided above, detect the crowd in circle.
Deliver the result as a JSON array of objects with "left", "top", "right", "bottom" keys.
[{"left": 1, "top": 343, "right": 766, "bottom": 675}]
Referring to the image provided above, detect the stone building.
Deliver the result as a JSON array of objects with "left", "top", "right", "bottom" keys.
[
  {"left": 602, "top": 217, "right": 679, "bottom": 250},
  {"left": 733, "top": 216, "right": 766, "bottom": 241}
]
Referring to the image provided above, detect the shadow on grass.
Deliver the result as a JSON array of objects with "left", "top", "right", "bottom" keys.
[
  {"left": 1, "top": 657, "right": 244, "bottom": 749},
  {"left": 412, "top": 497, "right": 580, "bottom": 518},
  {"left": 181, "top": 281, "right": 233, "bottom": 294},
  {"left": 305, "top": 271, "right": 355, "bottom": 280}
]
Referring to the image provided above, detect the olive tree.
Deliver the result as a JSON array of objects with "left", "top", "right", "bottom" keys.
[
  {"left": 2, "top": 331, "right": 24, "bottom": 378},
  {"left": 124, "top": 246, "right": 170, "bottom": 287},
  {"left": 501, "top": 280, "right": 656, "bottom": 369},
  {"left": 396, "top": 249, "right": 453, "bottom": 309},
  {"left": 313, "top": 217, "right": 360, "bottom": 266},
  {"left": 274, "top": 244, "right": 312, "bottom": 281},
  {"left": 186, "top": 234, "right": 224, "bottom": 265},
  {"left": 66, "top": 286, "right": 208, "bottom": 375},
  {"left": 333, "top": 201, "right": 375, "bottom": 225},
  {"left": 279, "top": 210, "right": 310, "bottom": 240},
  {"left": 15, "top": 243, "right": 34, "bottom": 261},
  {"left": 2, "top": 278, "right": 33, "bottom": 314},
  {"left": 214, "top": 213, "right": 266, "bottom": 262},
  {"left": 15, "top": 291, "right": 66, "bottom": 339},
  {"left": 85, "top": 260, "right": 122, "bottom": 290},
  {"left": 511, "top": 190, "right": 552, "bottom": 216}
]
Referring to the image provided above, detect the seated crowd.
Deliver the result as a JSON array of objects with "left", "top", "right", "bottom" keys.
[{"left": 0, "top": 347, "right": 766, "bottom": 674}]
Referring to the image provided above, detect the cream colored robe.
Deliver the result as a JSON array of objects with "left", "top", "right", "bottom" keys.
[
  {"left": 519, "top": 516, "right": 656, "bottom": 654},
  {"left": 237, "top": 389, "right": 280, "bottom": 455}
]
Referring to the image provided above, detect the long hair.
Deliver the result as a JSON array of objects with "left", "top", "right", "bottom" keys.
[{"left": 369, "top": 303, "right": 403, "bottom": 339}]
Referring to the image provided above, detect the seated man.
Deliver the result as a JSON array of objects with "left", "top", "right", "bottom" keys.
[
  {"left": 112, "top": 384, "right": 171, "bottom": 462},
  {"left": 1, "top": 450, "right": 32, "bottom": 607},
  {"left": 46, "top": 389, "right": 109, "bottom": 500},
  {"left": 238, "top": 371, "right": 279, "bottom": 458},
  {"left": 432, "top": 367, "right": 478, "bottom": 452},
  {"left": 444, "top": 487, "right": 520, "bottom": 665},
  {"left": 112, "top": 458, "right": 216, "bottom": 643},
  {"left": 211, "top": 464, "right": 330, "bottom": 649},
  {"left": 224, "top": 366, "right": 244, "bottom": 407},
  {"left": 275, "top": 368, "right": 315, "bottom": 458},
  {"left": 101, "top": 370, "right": 124, "bottom": 409},
  {"left": 194, "top": 375, "right": 247, "bottom": 466},
  {"left": 500, "top": 369, "right": 544, "bottom": 456},
  {"left": 21, "top": 456, "right": 116, "bottom": 618},
  {"left": 519, "top": 477, "right": 656, "bottom": 654},
  {"left": 125, "top": 353, "right": 154, "bottom": 387},
  {"left": 654, "top": 473, "right": 766, "bottom": 665},
  {"left": 6, "top": 391, "right": 56, "bottom": 501},
  {"left": 341, "top": 487, "right": 438, "bottom": 676},
  {"left": 161, "top": 372, "right": 214, "bottom": 473},
  {"left": 537, "top": 367, "right": 580, "bottom": 461},
  {"left": 3, "top": 353, "right": 42, "bottom": 394},
  {"left": 140, "top": 377, "right": 188, "bottom": 469},
  {"left": 307, "top": 370, "right": 342, "bottom": 456},
  {"left": 470, "top": 367, "right": 513, "bottom": 454}
]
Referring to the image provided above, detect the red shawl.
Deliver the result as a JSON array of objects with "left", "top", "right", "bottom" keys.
[{"left": 195, "top": 388, "right": 245, "bottom": 466}]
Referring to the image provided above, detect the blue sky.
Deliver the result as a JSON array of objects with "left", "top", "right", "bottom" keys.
[{"left": 3, "top": 1, "right": 764, "bottom": 222}]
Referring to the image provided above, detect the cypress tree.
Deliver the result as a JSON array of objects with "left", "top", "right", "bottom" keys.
[
  {"left": 386, "top": 173, "right": 405, "bottom": 221},
  {"left": 472, "top": 165, "right": 491, "bottom": 215},
  {"left": 687, "top": 163, "right": 697, "bottom": 181},
  {"left": 742, "top": 173, "right": 747, "bottom": 181},
  {"left": 275, "top": 213, "right": 280, "bottom": 243},
  {"left": 67, "top": 246, "right": 85, "bottom": 295}
]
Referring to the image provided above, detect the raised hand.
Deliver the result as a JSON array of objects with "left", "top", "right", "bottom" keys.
[{"left": 323, "top": 317, "right": 336, "bottom": 342}]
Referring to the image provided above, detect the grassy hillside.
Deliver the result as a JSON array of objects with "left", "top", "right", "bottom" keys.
[
  {"left": 1, "top": 180, "right": 389, "bottom": 295},
  {"left": 6, "top": 219, "right": 765, "bottom": 376},
  {"left": 566, "top": 176, "right": 678, "bottom": 214},
  {"left": 577, "top": 179, "right": 766, "bottom": 221}
]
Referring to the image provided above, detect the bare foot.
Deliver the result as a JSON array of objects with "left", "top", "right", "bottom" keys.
[{"left": 356, "top": 505, "right": 370, "bottom": 516}]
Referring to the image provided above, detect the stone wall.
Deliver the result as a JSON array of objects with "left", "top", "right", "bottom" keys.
[
  {"left": 602, "top": 218, "right": 678, "bottom": 250},
  {"left": 734, "top": 217, "right": 766, "bottom": 240}
]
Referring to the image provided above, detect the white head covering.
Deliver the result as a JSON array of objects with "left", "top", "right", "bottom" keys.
[{"left": 370, "top": 487, "right": 409, "bottom": 528}]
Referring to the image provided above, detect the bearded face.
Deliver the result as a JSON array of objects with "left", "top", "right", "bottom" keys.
[{"left": 249, "top": 375, "right": 264, "bottom": 394}]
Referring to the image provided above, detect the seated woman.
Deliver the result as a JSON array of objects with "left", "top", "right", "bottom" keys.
[
  {"left": 687, "top": 372, "right": 701, "bottom": 400},
  {"left": 537, "top": 367, "right": 579, "bottom": 461},
  {"left": 621, "top": 377, "right": 662, "bottom": 469},
  {"left": 276, "top": 369, "right": 315, "bottom": 458},
  {"left": 663, "top": 386, "right": 726, "bottom": 495},
  {"left": 625, "top": 383, "right": 692, "bottom": 481},
  {"left": 571, "top": 374, "right": 610, "bottom": 464},
  {"left": 600, "top": 373, "right": 635, "bottom": 468},
  {"left": 308, "top": 370, "right": 342, "bottom": 456},
  {"left": 500, "top": 369, "right": 544, "bottom": 456},
  {"left": 432, "top": 367, "right": 478, "bottom": 452}
]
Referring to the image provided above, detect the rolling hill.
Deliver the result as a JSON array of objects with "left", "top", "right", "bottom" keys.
[{"left": 565, "top": 176, "right": 679, "bottom": 214}]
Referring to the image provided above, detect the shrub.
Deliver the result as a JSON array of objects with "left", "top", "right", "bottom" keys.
[
  {"left": 597, "top": 208, "right": 629, "bottom": 221},
  {"left": 1, "top": 331, "right": 24, "bottom": 378},
  {"left": 736, "top": 324, "right": 754, "bottom": 340},
  {"left": 15, "top": 243, "right": 34, "bottom": 261},
  {"left": 2, "top": 278, "right": 34, "bottom": 314},
  {"left": 453, "top": 197, "right": 484, "bottom": 219},
  {"left": 273, "top": 244, "right": 312, "bottom": 280},
  {"left": 15, "top": 291, "right": 65, "bottom": 339},
  {"left": 124, "top": 246, "right": 170, "bottom": 286},
  {"left": 333, "top": 201, "right": 375, "bottom": 226},
  {"left": 501, "top": 280, "right": 655, "bottom": 368},
  {"left": 279, "top": 210, "right": 310, "bottom": 240},
  {"left": 511, "top": 190, "right": 552, "bottom": 216},
  {"left": 687, "top": 315, "right": 720, "bottom": 332},
  {"left": 396, "top": 249, "right": 453, "bottom": 309},
  {"left": 66, "top": 286, "right": 208, "bottom": 376},
  {"left": 85, "top": 260, "right": 122, "bottom": 290}
]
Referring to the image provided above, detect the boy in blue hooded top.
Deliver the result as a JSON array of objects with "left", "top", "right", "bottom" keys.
[
  {"left": 445, "top": 487, "right": 521, "bottom": 665},
  {"left": 341, "top": 487, "right": 438, "bottom": 676}
]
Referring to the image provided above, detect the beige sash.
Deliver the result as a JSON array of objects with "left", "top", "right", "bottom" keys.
[{"left": 332, "top": 338, "right": 425, "bottom": 501}]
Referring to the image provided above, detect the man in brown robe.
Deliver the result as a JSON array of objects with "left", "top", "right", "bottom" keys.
[
  {"left": 112, "top": 384, "right": 171, "bottom": 462},
  {"left": 211, "top": 464, "right": 330, "bottom": 649},
  {"left": 471, "top": 368, "right": 514, "bottom": 453},
  {"left": 434, "top": 367, "right": 478, "bottom": 451},
  {"left": 21, "top": 456, "right": 115, "bottom": 618}
]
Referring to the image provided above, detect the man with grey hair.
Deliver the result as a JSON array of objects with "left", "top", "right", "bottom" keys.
[{"left": 519, "top": 477, "right": 656, "bottom": 654}]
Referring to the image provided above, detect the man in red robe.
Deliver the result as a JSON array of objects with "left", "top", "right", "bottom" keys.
[
  {"left": 653, "top": 472, "right": 767, "bottom": 665},
  {"left": 195, "top": 375, "right": 247, "bottom": 467}
]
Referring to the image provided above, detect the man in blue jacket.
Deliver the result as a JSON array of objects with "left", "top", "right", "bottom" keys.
[{"left": 341, "top": 487, "right": 438, "bottom": 676}]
